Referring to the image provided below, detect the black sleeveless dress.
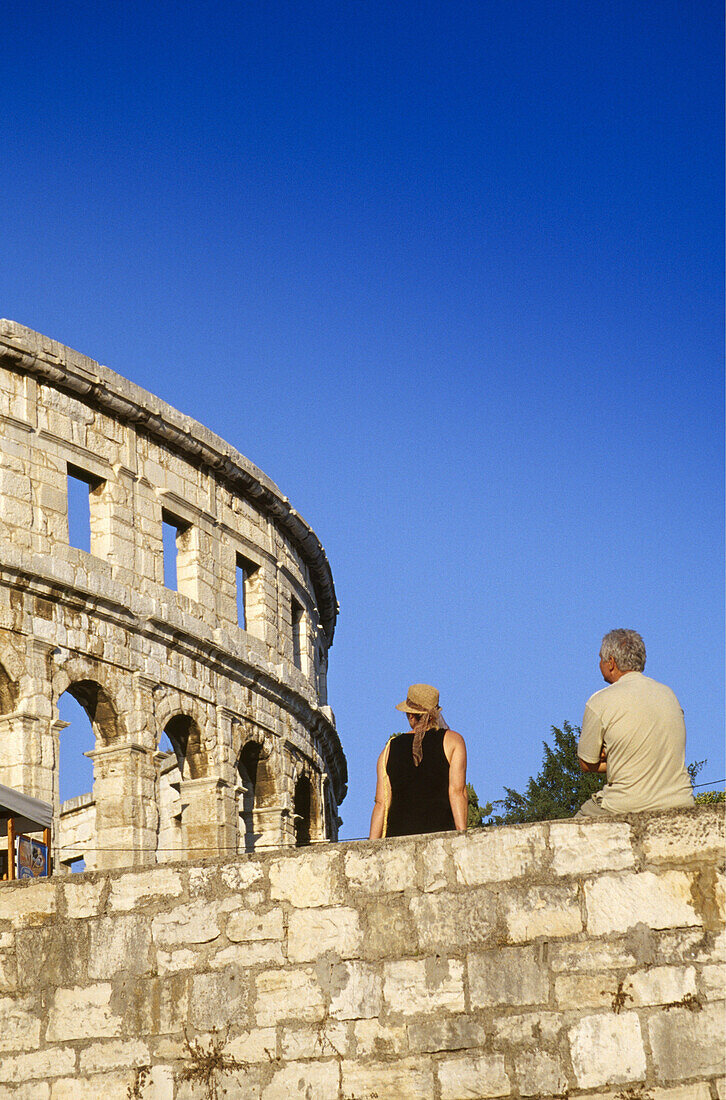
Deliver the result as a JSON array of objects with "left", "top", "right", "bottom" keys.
[{"left": 385, "top": 728, "right": 455, "bottom": 837}]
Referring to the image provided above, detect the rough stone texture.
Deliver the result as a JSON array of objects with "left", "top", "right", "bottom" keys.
[
  {"left": 0, "top": 320, "right": 346, "bottom": 871},
  {"left": 569, "top": 1012, "right": 647, "bottom": 1088},
  {"left": 0, "top": 803, "right": 721, "bottom": 1096}
]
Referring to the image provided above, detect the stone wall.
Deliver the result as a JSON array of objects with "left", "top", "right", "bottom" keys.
[
  {"left": 0, "top": 321, "right": 346, "bottom": 867},
  {"left": 0, "top": 806, "right": 723, "bottom": 1098}
]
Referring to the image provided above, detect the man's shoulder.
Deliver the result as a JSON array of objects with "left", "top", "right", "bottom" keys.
[{"left": 585, "top": 684, "right": 613, "bottom": 712}]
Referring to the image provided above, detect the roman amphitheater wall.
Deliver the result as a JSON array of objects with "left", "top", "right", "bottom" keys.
[{"left": 0, "top": 320, "right": 346, "bottom": 873}]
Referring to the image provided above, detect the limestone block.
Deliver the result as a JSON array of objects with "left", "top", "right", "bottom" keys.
[
  {"left": 269, "top": 850, "right": 341, "bottom": 908},
  {"left": 46, "top": 983, "right": 123, "bottom": 1041},
  {"left": 156, "top": 948, "right": 198, "bottom": 974},
  {"left": 0, "top": 883, "right": 56, "bottom": 926},
  {"left": 280, "top": 1020, "right": 350, "bottom": 1059},
  {"left": 255, "top": 967, "right": 325, "bottom": 1026},
  {"left": 226, "top": 1026, "right": 278, "bottom": 1063},
  {"left": 262, "top": 1060, "right": 340, "bottom": 1100},
  {"left": 64, "top": 879, "right": 105, "bottom": 919},
  {"left": 211, "top": 941, "right": 285, "bottom": 968},
  {"left": 549, "top": 938, "right": 637, "bottom": 972},
  {"left": 410, "top": 887, "right": 497, "bottom": 952},
  {"left": 383, "top": 957, "right": 465, "bottom": 1015},
  {"left": 359, "top": 896, "right": 412, "bottom": 959},
  {"left": 716, "top": 1080, "right": 726, "bottom": 1100},
  {"left": 648, "top": 1001, "right": 726, "bottom": 1080},
  {"left": 515, "top": 1050, "right": 568, "bottom": 1097},
  {"left": 88, "top": 915, "right": 152, "bottom": 978},
  {"left": 328, "top": 960, "right": 382, "bottom": 1020},
  {"left": 502, "top": 883, "right": 583, "bottom": 942},
  {"left": 642, "top": 809, "right": 725, "bottom": 864},
  {"left": 554, "top": 971, "right": 621, "bottom": 1009},
  {"left": 344, "top": 845, "right": 416, "bottom": 893},
  {"left": 78, "top": 1039, "right": 151, "bottom": 1072},
  {"left": 151, "top": 900, "right": 221, "bottom": 947},
  {"left": 626, "top": 964, "right": 697, "bottom": 1006},
  {"left": 189, "top": 969, "right": 248, "bottom": 1030},
  {"left": 0, "top": 953, "right": 16, "bottom": 993},
  {"left": 700, "top": 961, "right": 726, "bottom": 999},
  {"left": 568, "top": 1012, "right": 647, "bottom": 1089},
  {"left": 585, "top": 871, "right": 700, "bottom": 936},
  {"left": 226, "top": 907, "right": 284, "bottom": 943},
  {"left": 406, "top": 1016, "right": 488, "bottom": 1054},
  {"left": 549, "top": 820, "right": 635, "bottom": 876},
  {"left": 0, "top": 1084, "right": 50, "bottom": 1100},
  {"left": 452, "top": 825, "right": 547, "bottom": 884},
  {"left": 121, "top": 974, "right": 188, "bottom": 1037},
  {"left": 0, "top": 1046, "right": 76, "bottom": 1085},
  {"left": 0, "top": 996, "right": 41, "bottom": 1051},
  {"left": 652, "top": 1086, "right": 712, "bottom": 1100},
  {"left": 108, "top": 869, "right": 183, "bottom": 912},
  {"left": 342, "top": 1057, "right": 434, "bottom": 1099},
  {"left": 420, "top": 836, "right": 450, "bottom": 891},
  {"left": 50, "top": 1073, "right": 136, "bottom": 1099},
  {"left": 469, "top": 944, "right": 548, "bottom": 1007},
  {"left": 287, "top": 906, "right": 362, "bottom": 962},
  {"left": 354, "top": 1018, "right": 408, "bottom": 1057},
  {"left": 437, "top": 1053, "right": 510, "bottom": 1099}
]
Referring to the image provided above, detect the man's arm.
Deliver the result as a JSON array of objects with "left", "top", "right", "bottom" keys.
[
  {"left": 578, "top": 705, "right": 606, "bottom": 773},
  {"left": 368, "top": 749, "right": 388, "bottom": 840},
  {"left": 444, "top": 729, "right": 468, "bottom": 831}
]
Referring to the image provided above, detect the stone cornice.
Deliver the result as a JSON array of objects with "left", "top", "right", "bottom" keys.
[{"left": 0, "top": 320, "right": 338, "bottom": 643}]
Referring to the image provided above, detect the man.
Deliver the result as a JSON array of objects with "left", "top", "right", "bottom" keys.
[
  {"left": 369, "top": 683, "right": 468, "bottom": 838},
  {"left": 576, "top": 629, "right": 694, "bottom": 817}
]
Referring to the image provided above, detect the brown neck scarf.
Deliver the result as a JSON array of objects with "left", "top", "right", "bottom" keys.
[{"left": 410, "top": 709, "right": 445, "bottom": 766}]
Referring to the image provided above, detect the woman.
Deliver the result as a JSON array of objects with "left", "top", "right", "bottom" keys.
[{"left": 369, "top": 683, "right": 468, "bottom": 839}]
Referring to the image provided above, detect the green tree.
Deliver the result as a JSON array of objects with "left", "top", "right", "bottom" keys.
[
  {"left": 485, "top": 721, "right": 606, "bottom": 824},
  {"left": 466, "top": 783, "right": 492, "bottom": 828}
]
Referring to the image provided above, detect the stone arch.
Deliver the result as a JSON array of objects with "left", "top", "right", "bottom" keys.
[
  {"left": 153, "top": 692, "right": 212, "bottom": 780},
  {"left": 52, "top": 658, "right": 127, "bottom": 746},
  {"left": 236, "top": 738, "right": 278, "bottom": 852},
  {"left": 163, "top": 714, "right": 207, "bottom": 780}
]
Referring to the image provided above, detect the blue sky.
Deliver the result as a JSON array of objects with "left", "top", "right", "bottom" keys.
[{"left": 4, "top": 1, "right": 723, "bottom": 837}]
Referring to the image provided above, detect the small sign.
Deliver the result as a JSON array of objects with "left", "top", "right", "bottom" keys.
[{"left": 16, "top": 836, "right": 48, "bottom": 879}]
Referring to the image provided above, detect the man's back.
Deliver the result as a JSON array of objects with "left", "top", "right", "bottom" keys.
[{"left": 580, "top": 671, "right": 694, "bottom": 813}]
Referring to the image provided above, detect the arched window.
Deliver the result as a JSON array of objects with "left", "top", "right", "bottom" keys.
[
  {"left": 55, "top": 679, "right": 119, "bottom": 873},
  {"left": 163, "top": 714, "right": 206, "bottom": 779},
  {"left": 293, "top": 774, "right": 312, "bottom": 848},
  {"left": 237, "top": 741, "right": 277, "bottom": 853}
]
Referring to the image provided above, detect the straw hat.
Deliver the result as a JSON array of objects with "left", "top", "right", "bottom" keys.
[{"left": 395, "top": 683, "right": 440, "bottom": 714}]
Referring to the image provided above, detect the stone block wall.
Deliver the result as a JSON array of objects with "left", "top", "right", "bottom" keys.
[
  {"left": 0, "top": 321, "right": 346, "bottom": 866},
  {"left": 0, "top": 805, "right": 723, "bottom": 1098}
]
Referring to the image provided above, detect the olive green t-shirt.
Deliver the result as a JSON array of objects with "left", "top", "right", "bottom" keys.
[{"left": 578, "top": 671, "right": 694, "bottom": 814}]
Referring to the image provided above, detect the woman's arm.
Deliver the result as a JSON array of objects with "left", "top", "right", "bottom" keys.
[
  {"left": 368, "top": 749, "right": 388, "bottom": 839},
  {"left": 444, "top": 729, "right": 468, "bottom": 831}
]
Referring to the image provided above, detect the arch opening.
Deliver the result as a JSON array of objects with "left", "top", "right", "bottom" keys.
[
  {"left": 293, "top": 773, "right": 312, "bottom": 848},
  {"left": 163, "top": 714, "right": 206, "bottom": 780},
  {"left": 237, "top": 741, "right": 276, "bottom": 853}
]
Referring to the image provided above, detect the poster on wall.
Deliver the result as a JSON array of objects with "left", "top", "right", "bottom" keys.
[{"left": 16, "top": 836, "right": 48, "bottom": 879}]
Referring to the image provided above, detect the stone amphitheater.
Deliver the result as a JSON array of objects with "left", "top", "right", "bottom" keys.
[{"left": 0, "top": 319, "right": 347, "bottom": 872}]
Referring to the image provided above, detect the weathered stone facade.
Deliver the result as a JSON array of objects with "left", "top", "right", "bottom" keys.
[
  {"left": 0, "top": 320, "right": 346, "bottom": 870},
  {"left": 0, "top": 806, "right": 722, "bottom": 1097}
]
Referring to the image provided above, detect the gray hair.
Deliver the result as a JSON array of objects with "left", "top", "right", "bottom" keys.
[{"left": 600, "top": 629, "right": 646, "bottom": 672}]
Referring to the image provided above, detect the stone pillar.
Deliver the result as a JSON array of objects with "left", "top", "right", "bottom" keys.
[
  {"left": 87, "top": 742, "right": 156, "bottom": 870},
  {"left": 0, "top": 714, "right": 53, "bottom": 802},
  {"left": 179, "top": 776, "right": 236, "bottom": 860},
  {"left": 251, "top": 804, "right": 290, "bottom": 851}
]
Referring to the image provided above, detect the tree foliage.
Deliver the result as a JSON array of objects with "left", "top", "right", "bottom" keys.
[
  {"left": 485, "top": 721, "right": 606, "bottom": 825},
  {"left": 466, "top": 783, "right": 491, "bottom": 828}
]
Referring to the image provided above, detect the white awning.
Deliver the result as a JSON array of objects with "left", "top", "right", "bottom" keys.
[{"left": 0, "top": 783, "right": 52, "bottom": 835}]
